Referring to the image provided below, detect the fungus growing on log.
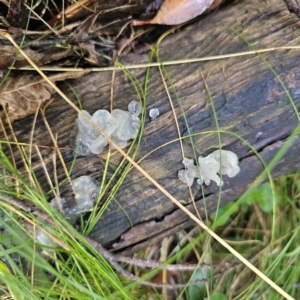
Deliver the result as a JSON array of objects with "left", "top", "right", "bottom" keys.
[
  {"left": 128, "top": 100, "right": 142, "bottom": 115},
  {"left": 178, "top": 150, "right": 240, "bottom": 187},
  {"left": 110, "top": 109, "right": 140, "bottom": 150},
  {"left": 178, "top": 157, "right": 200, "bottom": 187},
  {"left": 209, "top": 150, "right": 240, "bottom": 178},
  {"left": 50, "top": 175, "right": 99, "bottom": 224},
  {"left": 74, "top": 101, "right": 141, "bottom": 156},
  {"left": 149, "top": 108, "right": 160, "bottom": 120},
  {"left": 35, "top": 176, "right": 98, "bottom": 249}
]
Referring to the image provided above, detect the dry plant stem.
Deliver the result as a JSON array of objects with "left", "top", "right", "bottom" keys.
[
  {"left": 0, "top": 118, "right": 16, "bottom": 170},
  {"left": 110, "top": 61, "right": 117, "bottom": 112},
  {"left": 34, "top": 145, "right": 58, "bottom": 199},
  {"left": 283, "top": 0, "right": 300, "bottom": 17},
  {"left": 0, "top": 194, "right": 211, "bottom": 289},
  {"left": 0, "top": 34, "right": 103, "bottom": 46},
  {"left": 253, "top": 202, "right": 268, "bottom": 236},
  {"left": 114, "top": 255, "right": 210, "bottom": 271},
  {"left": 52, "top": 135, "right": 63, "bottom": 214},
  {"left": 23, "top": 3, "right": 58, "bottom": 35},
  {"left": 161, "top": 237, "right": 170, "bottom": 299},
  {"left": 85, "top": 236, "right": 209, "bottom": 289},
  {"left": 16, "top": 46, "right": 300, "bottom": 72},
  {"left": 114, "top": 19, "right": 132, "bottom": 41},
  {"left": 2, "top": 106, "right": 37, "bottom": 191},
  {"left": 62, "top": 0, "right": 65, "bottom": 28},
  {"left": 157, "top": 62, "right": 201, "bottom": 220},
  {"left": 43, "top": 0, "right": 94, "bottom": 28},
  {"left": 28, "top": 103, "right": 40, "bottom": 168},
  {"left": 117, "top": 27, "right": 146, "bottom": 56},
  {"left": 39, "top": 102, "right": 74, "bottom": 193},
  {"left": 180, "top": 229, "right": 202, "bottom": 261},
  {"left": 0, "top": 31, "right": 294, "bottom": 300}
]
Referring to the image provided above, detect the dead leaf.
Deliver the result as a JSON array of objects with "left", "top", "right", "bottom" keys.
[
  {"left": 0, "top": 70, "right": 91, "bottom": 122},
  {"left": 0, "top": 73, "right": 56, "bottom": 122},
  {"left": 0, "top": 45, "right": 73, "bottom": 71},
  {"left": 78, "top": 43, "right": 101, "bottom": 65},
  {"left": 66, "top": 10, "right": 102, "bottom": 44},
  {"left": 206, "top": 0, "right": 222, "bottom": 12},
  {"left": 132, "top": 0, "right": 216, "bottom": 25},
  {"left": 6, "top": 0, "right": 28, "bottom": 28}
]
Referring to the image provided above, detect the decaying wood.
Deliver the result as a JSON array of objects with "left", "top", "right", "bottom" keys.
[{"left": 2, "top": 0, "right": 300, "bottom": 253}]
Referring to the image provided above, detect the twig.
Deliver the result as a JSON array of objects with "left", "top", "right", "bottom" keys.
[
  {"left": 85, "top": 236, "right": 210, "bottom": 289},
  {"left": 113, "top": 254, "right": 210, "bottom": 271},
  {"left": 0, "top": 193, "right": 211, "bottom": 289},
  {"left": 12, "top": 46, "right": 300, "bottom": 72},
  {"left": 0, "top": 193, "right": 211, "bottom": 273},
  {"left": 0, "top": 34, "right": 114, "bottom": 47},
  {"left": 283, "top": 0, "right": 300, "bottom": 18}
]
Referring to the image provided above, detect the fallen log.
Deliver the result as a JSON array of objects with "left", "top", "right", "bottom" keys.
[{"left": 4, "top": 0, "right": 300, "bottom": 254}]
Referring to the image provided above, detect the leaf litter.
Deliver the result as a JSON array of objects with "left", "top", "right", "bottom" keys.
[
  {"left": 133, "top": 0, "right": 221, "bottom": 25},
  {"left": 0, "top": 70, "right": 90, "bottom": 122},
  {"left": 0, "top": 0, "right": 224, "bottom": 122}
]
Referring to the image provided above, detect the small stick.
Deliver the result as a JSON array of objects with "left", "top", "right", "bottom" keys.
[
  {"left": 0, "top": 193, "right": 211, "bottom": 289},
  {"left": 283, "top": 0, "right": 300, "bottom": 17}
]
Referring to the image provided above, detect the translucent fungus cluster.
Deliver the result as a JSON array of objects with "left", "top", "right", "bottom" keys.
[
  {"left": 75, "top": 100, "right": 141, "bottom": 156},
  {"left": 178, "top": 150, "right": 240, "bottom": 187},
  {"left": 35, "top": 228, "right": 56, "bottom": 248},
  {"left": 178, "top": 158, "right": 199, "bottom": 187},
  {"left": 149, "top": 108, "right": 160, "bottom": 120},
  {"left": 34, "top": 176, "right": 99, "bottom": 249},
  {"left": 50, "top": 175, "right": 99, "bottom": 224}
]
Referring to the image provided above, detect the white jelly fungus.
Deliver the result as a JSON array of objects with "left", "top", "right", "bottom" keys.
[
  {"left": 197, "top": 155, "right": 223, "bottom": 186},
  {"left": 111, "top": 109, "right": 140, "bottom": 148},
  {"left": 128, "top": 100, "right": 142, "bottom": 116},
  {"left": 75, "top": 102, "right": 141, "bottom": 156},
  {"left": 50, "top": 176, "right": 99, "bottom": 224},
  {"left": 209, "top": 150, "right": 240, "bottom": 178},
  {"left": 178, "top": 158, "right": 200, "bottom": 187},
  {"left": 36, "top": 174, "right": 98, "bottom": 248},
  {"left": 35, "top": 228, "right": 55, "bottom": 248},
  {"left": 178, "top": 150, "right": 240, "bottom": 187},
  {"left": 149, "top": 108, "right": 159, "bottom": 120}
]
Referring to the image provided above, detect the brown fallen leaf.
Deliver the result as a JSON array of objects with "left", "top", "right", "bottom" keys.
[
  {"left": 132, "top": 0, "right": 216, "bottom": 25},
  {"left": 78, "top": 43, "right": 101, "bottom": 65},
  {"left": 0, "top": 70, "right": 91, "bottom": 122},
  {"left": 6, "top": 0, "right": 28, "bottom": 28},
  {"left": 0, "top": 46, "right": 73, "bottom": 71},
  {"left": 206, "top": 0, "right": 222, "bottom": 12},
  {"left": 66, "top": 10, "right": 102, "bottom": 44}
]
